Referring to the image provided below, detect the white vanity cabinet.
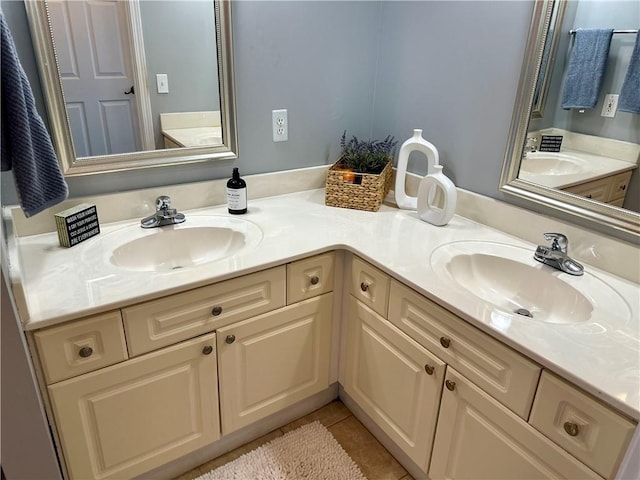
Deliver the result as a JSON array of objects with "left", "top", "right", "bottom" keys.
[
  {"left": 345, "top": 255, "right": 635, "bottom": 480},
  {"left": 429, "top": 368, "right": 602, "bottom": 480},
  {"left": 217, "top": 252, "right": 335, "bottom": 434},
  {"left": 32, "top": 252, "right": 336, "bottom": 480},
  {"left": 563, "top": 170, "right": 633, "bottom": 207},
  {"left": 47, "top": 332, "right": 220, "bottom": 480}
]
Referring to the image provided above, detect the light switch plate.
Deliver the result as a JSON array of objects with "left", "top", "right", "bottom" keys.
[{"left": 156, "top": 74, "right": 169, "bottom": 94}]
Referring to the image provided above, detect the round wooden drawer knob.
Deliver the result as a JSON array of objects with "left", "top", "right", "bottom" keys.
[
  {"left": 211, "top": 306, "right": 223, "bottom": 316},
  {"left": 445, "top": 380, "right": 456, "bottom": 391},
  {"left": 202, "top": 345, "right": 213, "bottom": 355},
  {"left": 424, "top": 364, "right": 435, "bottom": 375},
  {"left": 440, "top": 337, "right": 451, "bottom": 348},
  {"left": 310, "top": 276, "right": 320, "bottom": 285},
  {"left": 360, "top": 282, "right": 369, "bottom": 292},
  {"left": 225, "top": 335, "right": 236, "bottom": 344},
  {"left": 78, "top": 346, "right": 93, "bottom": 358},
  {"left": 563, "top": 422, "right": 580, "bottom": 437}
]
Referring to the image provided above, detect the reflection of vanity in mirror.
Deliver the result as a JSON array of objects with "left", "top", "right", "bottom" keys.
[
  {"left": 25, "top": 0, "right": 237, "bottom": 175},
  {"left": 501, "top": 0, "right": 639, "bottom": 237}
]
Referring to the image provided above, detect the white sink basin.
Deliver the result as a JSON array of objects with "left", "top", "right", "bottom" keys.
[
  {"left": 430, "top": 241, "right": 631, "bottom": 325},
  {"left": 85, "top": 216, "right": 262, "bottom": 272},
  {"left": 521, "top": 152, "right": 587, "bottom": 176}
]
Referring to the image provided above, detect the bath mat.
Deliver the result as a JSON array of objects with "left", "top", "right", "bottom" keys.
[{"left": 195, "top": 421, "right": 367, "bottom": 480}]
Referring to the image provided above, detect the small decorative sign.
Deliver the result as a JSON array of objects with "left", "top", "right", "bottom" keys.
[
  {"left": 539, "top": 135, "right": 563, "bottom": 152},
  {"left": 55, "top": 203, "right": 100, "bottom": 248}
]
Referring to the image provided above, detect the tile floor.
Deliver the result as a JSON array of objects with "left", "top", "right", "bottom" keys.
[{"left": 174, "top": 400, "right": 414, "bottom": 480}]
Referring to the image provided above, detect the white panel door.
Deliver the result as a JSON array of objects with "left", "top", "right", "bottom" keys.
[{"left": 48, "top": 0, "right": 140, "bottom": 157}]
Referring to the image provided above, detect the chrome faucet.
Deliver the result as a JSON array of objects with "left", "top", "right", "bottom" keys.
[
  {"left": 524, "top": 136, "right": 538, "bottom": 155},
  {"left": 534, "top": 233, "right": 584, "bottom": 276},
  {"left": 140, "top": 195, "right": 186, "bottom": 228}
]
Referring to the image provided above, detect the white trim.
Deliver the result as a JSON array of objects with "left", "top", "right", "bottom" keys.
[{"left": 126, "top": 0, "right": 155, "bottom": 151}]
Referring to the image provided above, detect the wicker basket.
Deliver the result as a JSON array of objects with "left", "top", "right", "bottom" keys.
[{"left": 325, "top": 157, "right": 393, "bottom": 212}]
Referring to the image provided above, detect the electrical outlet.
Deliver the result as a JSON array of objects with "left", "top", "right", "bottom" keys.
[
  {"left": 601, "top": 94, "right": 618, "bottom": 118},
  {"left": 272, "top": 109, "right": 288, "bottom": 142}
]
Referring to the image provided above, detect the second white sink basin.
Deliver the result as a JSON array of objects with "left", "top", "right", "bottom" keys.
[
  {"left": 521, "top": 152, "right": 587, "bottom": 176},
  {"left": 85, "top": 216, "right": 263, "bottom": 272},
  {"left": 430, "top": 241, "right": 630, "bottom": 325}
]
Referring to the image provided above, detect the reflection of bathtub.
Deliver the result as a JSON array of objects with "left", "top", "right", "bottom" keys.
[
  {"left": 519, "top": 149, "right": 635, "bottom": 189},
  {"left": 160, "top": 111, "right": 222, "bottom": 148}
]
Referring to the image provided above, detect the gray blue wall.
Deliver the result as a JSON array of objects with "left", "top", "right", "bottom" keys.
[
  {"left": 372, "top": 1, "right": 532, "bottom": 196},
  {"left": 1, "top": 1, "right": 534, "bottom": 206}
]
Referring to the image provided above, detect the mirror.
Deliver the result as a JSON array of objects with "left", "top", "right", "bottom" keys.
[
  {"left": 530, "top": 0, "right": 567, "bottom": 118},
  {"left": 500, "top": 0, "right": 639, "bottom": 238},
  {"left": 24, "top": 0, "right": 237, "bottom": 175}
]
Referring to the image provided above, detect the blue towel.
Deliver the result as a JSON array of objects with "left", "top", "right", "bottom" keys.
[
  {"left": 561, "top": 29, "right": 614, "bottom": 110},
  {"left": 1, "top": 13, "right": 68, "bottom": 217},
  {"left": 618, "top": 33, "right": 640, "bottom": 114}
]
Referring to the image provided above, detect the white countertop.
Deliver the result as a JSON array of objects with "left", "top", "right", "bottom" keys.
[
  {"left": 161, "top": 126, "right": 222, "bottom": 147},
  {"left": 7, "top": 189, "right": 640, "bottom": 420},
  {"left": 519, "top": 148, "right": 636, "bottom": 189}
]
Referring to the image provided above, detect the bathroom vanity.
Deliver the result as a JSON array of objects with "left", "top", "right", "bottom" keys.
[{"left": 5, "top": 185, "right": 639, "bottom": 480}]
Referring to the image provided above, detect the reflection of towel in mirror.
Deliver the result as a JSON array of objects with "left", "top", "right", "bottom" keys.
[
  {"left": 561, "top": 29, "right": 613, "bottom": 110},
  {"left": 618, "top": 34, "right": 640, "bottom": 114},
  {"left": 0, "top": 13, "right": 68, "bottom": 217}
]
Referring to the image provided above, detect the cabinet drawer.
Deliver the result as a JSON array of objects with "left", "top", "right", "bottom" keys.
[
  {"left": 388, "top": 280, "right": 540, "bottom": 419},
  {"left": 123, "top": 266, "right": 286, "bottom": 356},
  {"left": 564, "top": 177, "right": 611, "bottom": 202},
  {"left": 350, "top": 255, "right": 390, "bottom": 317},
  {"left": 34, "top": 311, "right": 127, "bottom": 384},
  {"left": 287, "top": 252, "right": 335, "bottom": 304},
  {"left": 529, "top": 371, "right": 635, "bottom": 479}
]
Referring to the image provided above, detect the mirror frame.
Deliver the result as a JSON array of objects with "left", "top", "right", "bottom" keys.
[
  {"left": 24, "top": 0, "right": 238, "bottom": 176},
  {"left": 500, "top": 0, "right": 639, "bottom": 239},
  {"left": 530, "top": 0, "right": 566, "bottom": 118}
]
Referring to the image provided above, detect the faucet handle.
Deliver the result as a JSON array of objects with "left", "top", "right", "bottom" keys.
[
  {"left": 543, "top": 233, "right": 568, "bottom": 253},
  {"left": 156, "top": 195, "right": 172, "bottom": 212}
]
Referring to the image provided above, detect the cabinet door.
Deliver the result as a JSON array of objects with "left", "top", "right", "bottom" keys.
[
  {"left": 343, "top": 298, "right": 445, "bottom": 473},
  {"left": 48, "top": 333, "right": 220, "bottom": 480},
  {"left": 429, "top": 368, "right": 601, "bottom": 480},
  {"left": 217, "top": 294, "right": 333, "bottom": 434}
]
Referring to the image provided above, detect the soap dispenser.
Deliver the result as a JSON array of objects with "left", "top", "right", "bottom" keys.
[
  {"left": 417, "top": 165, "right": 457, "bottom": 226},
  {"left": 227, "top": 168, "right": 247, "bottom": 214},
  {"left": 395, "top": 129, "right": 439, "bottom": 210}
]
